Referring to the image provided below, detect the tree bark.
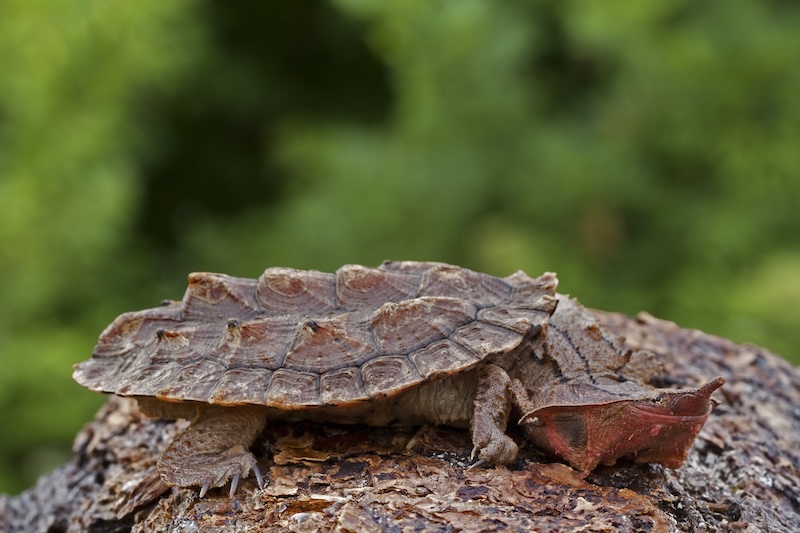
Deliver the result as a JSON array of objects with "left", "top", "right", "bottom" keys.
[{"left": 2, "top": 310, "right": 798, "bottom": 532}]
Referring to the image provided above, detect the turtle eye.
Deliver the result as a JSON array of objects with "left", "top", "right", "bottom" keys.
[{"left": 651, "top": 395, "right": 664, "bottom": 404}]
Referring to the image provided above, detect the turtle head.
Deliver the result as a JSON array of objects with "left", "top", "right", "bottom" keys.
[{"left": 520, "top": 377, "right": 724, "bottom": 473}]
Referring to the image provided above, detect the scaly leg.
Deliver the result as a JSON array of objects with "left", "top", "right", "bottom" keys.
[
  {"left": 156, "top": 404, "right": 267, "bottom": 497},
  {"left": 470, "top": 364, "right": 527, "bottom": 465}
]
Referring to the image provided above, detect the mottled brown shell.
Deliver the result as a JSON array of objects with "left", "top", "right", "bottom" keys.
[{"left": 73, "top": 262, "right": 558, "bottom": 409}]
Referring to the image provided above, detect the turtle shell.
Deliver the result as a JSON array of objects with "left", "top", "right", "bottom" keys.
[{"left": 73, "top": 262, "right": 558, "bottom": 409}]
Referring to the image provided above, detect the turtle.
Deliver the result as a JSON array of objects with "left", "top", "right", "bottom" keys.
[{"left": 73, "top": 261, "right": 723, "bottom": 497}]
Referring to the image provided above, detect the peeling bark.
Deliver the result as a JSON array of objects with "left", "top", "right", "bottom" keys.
[{"left": 2, "top": 310, "right": 799, "bottom": 532}]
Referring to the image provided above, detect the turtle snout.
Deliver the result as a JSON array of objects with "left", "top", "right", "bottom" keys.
[{"left": 668, "top": 377, "right": 725, "bottom": 416}]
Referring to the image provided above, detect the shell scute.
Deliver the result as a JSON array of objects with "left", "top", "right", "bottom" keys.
[
  {"left": 215, "top": 315, "right": 296, "bottom": 369},
  {"left": 379, "top": 260, "right": 450, "bottom": 275},
  {"left": 74, "top": 262, "right": 559, "bottom": 407},
  {"left": 148, "top": 326, "right": 205, "bottom": 365},
  {"left": 257, "top": 267, "right": 336, "bottom": 314},
  {"left": 450, "top": 321, "right": 525, "bottom": 358},
  {"left": 93, "top": 305, "right": 181, "bottom": 358},
  {"left": 478, "top": 306, "right": 547, "bottom": 334},
  {"left": 96, "top": 345, "right": 152, "bottom": 393},
  {"left": 419, "top": 264, "right": 511, "bottom": 306},
  {"left": 409, "top": 339, "right": 480, "bottom": 380},
  {"left": 371, "top": 297, "right": 476, "bottom": 355},
  {"left": 74, "top": 359, "right": 124, "bottom": 391},
  {"left": 156, "top": 360, "right": 226, "bottom": 402},
  {"left": 320, "top": 367, "right": 369, "bottom": 405},
  {"left": 283, "top": 313, "right": 377, "bottom": 373},
  {"left": 264, "top": 368, "right": 320, "bottom": 408},
  {"left": 335, "top": 264, "right": 419, "bottom": 308},
  {"left": 209, "top": 368, "right": 273, "bottom": 405},
  {"left": 183, "top": 273, "right": 261, "bottom": 320},
  {"left": 115, "top": 362, "right": 183, "bottom": 397},
  {"left": 361, "top": 356, "right": 420, "bottom": 399}
]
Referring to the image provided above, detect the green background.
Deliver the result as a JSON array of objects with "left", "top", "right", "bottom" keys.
[{"left": 1, "top": 0, "right": 799, "bottom": 494}]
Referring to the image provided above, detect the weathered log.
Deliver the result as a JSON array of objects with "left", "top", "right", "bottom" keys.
[{"left": 2, "top": 310, "right": 798, "bottom": 532}]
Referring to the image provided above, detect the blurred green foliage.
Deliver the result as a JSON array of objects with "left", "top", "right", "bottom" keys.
[{"left": 1, "top": 0, "right": 798, "bottom": 494}]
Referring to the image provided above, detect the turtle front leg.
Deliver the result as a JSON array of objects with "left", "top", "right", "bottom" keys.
[
  {"left": 158, "top": 404, "right": 267, "bottom": 497},
  {"left": 470, "top": 364, "right": 532, "bottom": 465}
]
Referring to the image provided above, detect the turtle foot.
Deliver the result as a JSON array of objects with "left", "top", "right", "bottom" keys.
[
  {"left": 469, "top": 364, "right": 521, "bottom": 466},
  {"left": 471, "top": 433, "right": 519, "bottom": 465},
  {"left": 155, "top": 404, "right": 267, "bottom": 497},
  {"left": 162, "top": 445, "right": 265, "bottom": 498}
]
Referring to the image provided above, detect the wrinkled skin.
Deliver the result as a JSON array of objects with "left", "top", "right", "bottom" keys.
[
  {"left": 520, "top": 377, "right": 725, "bottom": 473},
  {"left": 502, "top": 294, "right": 726, "bottom": 474}
]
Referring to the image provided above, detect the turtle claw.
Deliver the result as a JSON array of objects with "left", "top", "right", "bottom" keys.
[
  {"left": 196, "top": 465, "right": 258, "bottom": 498},
  {"left": 253, "top": 463, "right": 264, "bottom": 489},
  {"left": 162, "top": 445, "right": 260, "bottom": 498},
  {"left": 467, "top": 459, "right": 487, "bottom": 471},
  {"left": 229, "top": 473, "right": 241, "bottom": 498},
  {"left": 468, "top": 446, "right": 490, "bottom": 469}
]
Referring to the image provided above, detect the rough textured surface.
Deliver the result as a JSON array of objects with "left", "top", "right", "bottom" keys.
[
  {"left": 73, "top": 262, "right": 570, "bottom": 494},
  {"left": 73, "top": 262, "right": 557, "bottom": 408},
  {"left": 70, "top": 262, "right": 723, "bottom": 497},
  {"left": 518, "top": 296, "right": 724, "bottom": 473},
  {"left": 3, "top": 309, "right": 798, "bottom": 532}
]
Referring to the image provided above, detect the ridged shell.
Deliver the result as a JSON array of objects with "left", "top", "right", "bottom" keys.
[{"left": 73, "top": 262, "right": 558, "bottom": 408}]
